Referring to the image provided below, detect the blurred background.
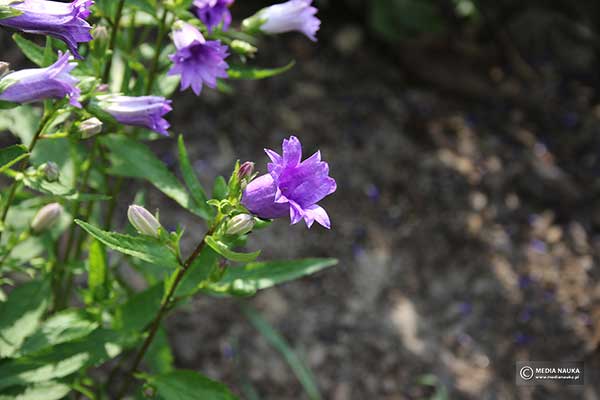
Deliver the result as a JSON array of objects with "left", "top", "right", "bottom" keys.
[{"left": 4, "top": 0, "right": 600, "bottom": 398}]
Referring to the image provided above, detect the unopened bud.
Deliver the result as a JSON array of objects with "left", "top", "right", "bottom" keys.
[
  {"left": 225, "top": 214, "right": 255, "bottom": 235},
  {"left": 230, "top": 40, "right": 257, "bottom": 57},
  {"left": 31, "top": 203, "right": 63, "bottom": 233},
  {"left": 127, "top": 205, "right": 162, "bottom": 238},
  {"left": 79, "top": 117, "right": 103, "bottom": 138},
  {"left": 0, "top": 62, "right": 9, "bottom": 77},
  {"left": 92, "top": 26, "right": 109, "bottom": 41},
  {"left": 238, "top": 161, "right": 254, "bottom": 180},
  {"left": 41, "top": 161, "right": 60, "bottom": 182}
]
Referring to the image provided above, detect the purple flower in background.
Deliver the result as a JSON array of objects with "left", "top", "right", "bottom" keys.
[
  {"left": 168, "top": 21, "right": 229, "bottom": 95},
  {"left": 95, "top": 94, "right": 172, "bottom": 136},
  {"left": 0, "top": 0, "right": 93, "bottom": 59},
  {"left": 242, "top": 136, "right": 336, "bottom": 228},
  {"left": 0, "top": 51, "right": 80, "bottom": 106},
  {"left": 244, "top": 0, "right": 320, "bottom": 41},
  {"left": 193, "top": 0, "right": 233, "bottom": 32}
]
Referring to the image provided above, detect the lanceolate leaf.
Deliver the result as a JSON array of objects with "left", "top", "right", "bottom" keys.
[
  {"left": 75, "top": 220, "right": 181, "bottom": 269},
  {"left": 0, "top": 381, "right": 71, "bottom": 400},
  {"left": 227, "top": 60, "right": 295, "bottom": 80},
  {"left": 177, "top": 135, "right": 213, "bottom": 219},
  {"left": 100, "top": 135, "right": 208, "bottom": 219},
  {"left": 204, "top": 258, "right": 338, "bottom": 296},
  {"left": 144, "top": 370, "right": 239, "bottom": 400},
  {"left": 0, "top": 280, "right": 50, "bottom": 358},
  {"left": 205, "top": 235, "right": 260, "bottom": 263},
  {"left": 12, "top": 34, "right": 45, "bottom": 67},
  {"left": 0, "top": 144, "right": 28, "bottom": 173}
]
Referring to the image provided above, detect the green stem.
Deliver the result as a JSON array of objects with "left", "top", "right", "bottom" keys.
[
  {"left": 102, "top": 0, "right": 127, "bottom": 83},
  {"left": 0, "top": 112, "right": 53, "bottom": 241},
  {"left": 115, "top": 230, "right": 212, "bottom": 398}
]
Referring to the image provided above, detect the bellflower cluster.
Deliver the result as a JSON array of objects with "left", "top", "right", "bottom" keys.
[
  {"left": 193, "top": 0, "right": 233, "bottom": 32},
  {"left": 168, "top": 21, "right": 229, "bottom": 95},
  {"left": 242, "top": 136, "right": 336, "bottom": 228},
  {"left": 244, "top": 0, "right": 320, "bottom": 41},
  {"left": 0, "top": 51, "right": 80, "bottom": 106},
  {"left": 94, "top": 94, "right": 172, "bottom": 136},
  {"left": 0, "top": 0, "right": 93, "bottom": 58}
]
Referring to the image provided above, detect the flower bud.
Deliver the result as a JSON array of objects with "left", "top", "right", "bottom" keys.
[
  {"left": 41, "top": 161, "right": 60, "bottom": 182},
  {"left": 128, "top": 205, "right": 162, "bottom": 238},
  {"left": 0, "top": 62, "right": 9, "bottom": 77},
  {"left": 225, "top": 214, "right": 255, "bottom": 235},
  {"left": 230, "top": 40, "right": 257, "bottom": 57},
  {"left": 31, "top": 203, "right": 63, "bottom": 233},
  {"left": 238, "top": 161, "right": 255, "bottom": 180},
  {"left": 79, "top": 117, "right": 103, "bottom": 138},
  {"left": 92, "top": 26, "right": 108, "bottom": 41}
]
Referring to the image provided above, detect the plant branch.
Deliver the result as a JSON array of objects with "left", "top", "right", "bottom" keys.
[
  {"left": 145, "top": 8, "right": 169, "bottom": 94},
  {"left": 115, "top": 230, "right": 213, "bottom": 398},
  {"left": 102, "top": 0, "right": 127, "bottom": 83}
]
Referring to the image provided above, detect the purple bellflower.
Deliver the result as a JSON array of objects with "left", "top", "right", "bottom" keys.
[
  {"left": 168, "top": 21, "right": 229, "bottom": 96},
  {"left": 244, "top": 0, "right": 320, "bottom": 42},
  {"left": 193, "top": 0, "right": 233, "bottom": 32},
  {"left": 95, "top": 94, "right": 172, "bottom": 136},
  {"left": 0, "top": 0, "right": 93, "bottom": 59},
  {"left": 242, "top": 136, "right": 336, "bottom": 229},
  {"left": 0, "top": 51, "right": 80, "bottom": 106}
]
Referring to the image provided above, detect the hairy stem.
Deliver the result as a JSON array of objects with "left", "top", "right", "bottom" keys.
[{"left": 115, "top": 230, "right": 212, "bottom": 398}]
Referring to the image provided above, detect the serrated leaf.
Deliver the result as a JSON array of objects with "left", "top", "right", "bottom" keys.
[
  {"left": 0, "top": 280, "right": 49, "bottom": 358},
  {"left": 18, "top": 310, "right": 98, "bottom": 356},
  {"left": 227, "top": 60, "right": 295, "bottom": 80},
  {"left": 177, "top": 135, "right": 212, "bottom": 219},
  {"left": 0, "top": 328, "right": 126, "bottom": 390},
  {"left": 144, "top": 369, "right": 238, "bottom": 400},
  {"left": 205, "top": 235, "right": 260, "bottom": 263},
  {"left": 114, "top": 283, "right": 162, "bottom": 332},
  {"left": 206, "top": 258, "right": 338, "bottom": 295},
  {"left": 0, "top": 381, "right": 70, "bottom": 400},
  {"left": 100, "top": 134, "right": 209, "bottom": 219},
  {"left": 0, "top": 144, "right": 28, "bottom": 173},
  {"left": 12, "top": 34, "right": 45, "bottom": 66},
  {"left": 75, "top": 220, "right": 181, "bottom": 269}
]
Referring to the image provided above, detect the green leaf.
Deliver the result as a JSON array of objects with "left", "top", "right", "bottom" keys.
[
  {"left": 0, "top": 328, "right": 125, "bottom": 390},
  {"left": 243, "top": 305, "right": 321, "bottom": 400},
  {"left": 18, "top": 311, "right": 98, "bottom": 356},
  {"left": 206, "top": 258, "right": 337, "bottom": 295},
  {"left": 205, "top": 236, "right": 260, "bottom": 263},
  {"left": 75, "top": 220, "right": 181, "bottom": 269},
  {"left": 145, "top": 327, "right": 174, "bottom": 374},
  {"left": 144, "top": 370, "right": 238, "bottom": 400},
  {"left": 100, "top": 135, "right": 209, "bottom": 219},
  {"left": 177, "top": 135, "right": 213, "bottom": 219},
  {"left": 0, "top": 6, "right": 22, "bottom": 20},
  {"left": 21, "top": 175, "right": 109, "bottom": 201},
  {"left": 212, "top": 176, "right": 227, "bottom": 200},
  {"left": 114, "top": 283, "right": 162, "bottom": 332},
  {"left": 12, "top": 34, "right": 45, "bottom": 66},
  {"left": 0, "top": 280, "right": 50, "bottom": 358},
  {"left": 87, "top": 240, "right": 108, "bottom": 302},
  {"left": 175, "top": 246, "right": 219, "bottom": 297},
  {"left": 0, "top": 382, "right": 70, "bottom": 400},
  {"left": 0, "top": 105, "right": 41, "bottom": 146},
  {"left": 227, "top": 61, "right": 295, "bottom": 80},
  {"left": 0, "top": 144, "right": 28, "bottom": 173}
]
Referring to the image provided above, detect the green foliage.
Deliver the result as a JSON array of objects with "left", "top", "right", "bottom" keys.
[
  {"left": 12, "top": 35, "right": 45, "bottom": 67},
  {"left": 177, "top": 134, "right": 213, "bottom": 218},
  {"left": 0, "top": 144, "right": 28, "bottom": 173},
  {"left": 205, "top": 235, "right": 260, "bottom": 263},
  {"left": 144, "top": 369, "right": 239, "bottom": 400},
  {"left": 227, "top": 60, "right": 296, "bottom": 80},
  {"left": 243, "top": 305, "right": 321, "bottom": 400}
]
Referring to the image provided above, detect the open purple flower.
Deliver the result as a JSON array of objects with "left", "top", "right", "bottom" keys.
[
  {"left": 95, "top": 94, "right": 172, "bottom": 136},
  {"left": 168, "top": 21, "right": 229, "bottom": 96},
  {"left": 242, "top": 136, "right": 336, "bottom": 229},
  {"left": 0, "top": 0, "right": 93, "bottom": 59},
  {"left": 192, "top": 0, "right": 233, "bottom": 32},
  {"left": 0, "top": 51, "right": 80, "bottom": 106},
  {"left": 243, "top": 0, "right": 320, "bottom": 41}
]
